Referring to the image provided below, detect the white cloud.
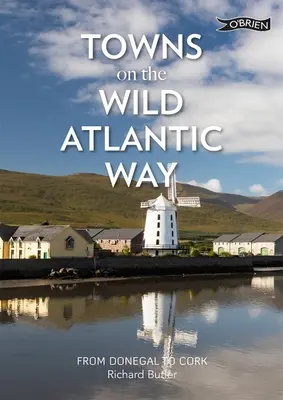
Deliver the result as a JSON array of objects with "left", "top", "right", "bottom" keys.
[
  {"left": 188, "top": 178, "right": 222, "bottom": 193},
  {"left": 249, "top": 184, "right": 266, "bottom": 195},
  {"left": 5, "top": 0, "right": 283, "bottom": 166},
  {"left": 0, "top": 0, "right": 36, "bottom": 15},
  {"left": 28, "top": 0, "right": 173, "bottom": 80}
]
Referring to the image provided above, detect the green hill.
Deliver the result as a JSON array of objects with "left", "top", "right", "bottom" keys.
[{"left": 0, "top": 169, "right": 281, "bottom": 233}]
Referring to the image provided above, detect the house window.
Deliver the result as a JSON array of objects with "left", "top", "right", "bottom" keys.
[
  {"left": 11, "top": 250, "right": 14, "bottom": 258},
  {"left": 37, "top": 250, "right": 41, "bottom": 259},
  {"left": 157, "top": 222, "right": 160, "bottom": 228},
  {"left": 19, "top": 241, "right": 22, "bottom": 249},
  {"left": 157, "top": 214, "right": 160, "bottom": 221},
  {"left": 156, "top": 239, "right": 159, "bottom": 245},
  {"left": 10, "top": 241, "right": 14, "bottom": 249},
  {"left": 124, "top": 240, "right": 127, "bottom": 244},
  {"left": 37, "top": 241, "right": 41, "bottom": 249},
  {"left": 157, "top": 231, "right": 160, "bottom": 237},
  {"left": 65, "top": 236, "right": 75, "bottom": 249},
  {"left": 19, "top": 250, "right": 23, "bottom": 259}
]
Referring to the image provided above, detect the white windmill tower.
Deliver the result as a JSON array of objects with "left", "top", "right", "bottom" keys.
[
  {"left": 141, "top": 163, "right": 201, "bottom": 256},
  {"left": 137, "top": 292, "right": 198, "bottom": 376}
]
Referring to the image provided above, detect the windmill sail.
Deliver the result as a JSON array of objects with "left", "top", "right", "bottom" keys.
[{"left": 167, "top": 163, "right": 201, "bottom": 208}]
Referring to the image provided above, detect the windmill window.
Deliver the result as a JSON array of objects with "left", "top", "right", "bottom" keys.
[
  {"left": 157, "top": 214, "right": 161, "bottom": 221},
  {"left": 157, "top": 231, "right": 160, "bottom": 237},
  {"left": 171, "top": 222, "right": 173, "bottom": 229},
  {"left": 171, "top": 231, "right": 174, "bottom": 237},
  {"left": 172, "top": 240, "right": 174, "bottom": 245},
  {"left": 157, "top": 222, "right": 160, "bottom": 228},
  {"left": 170, "top": 215, "right": 173, "bottom": 221},
  {"left": 65, "top": 236, "right": 75, "bottom": 249},
  {"left": 156, "top": 239, "right": 159, "bottom": 245}
]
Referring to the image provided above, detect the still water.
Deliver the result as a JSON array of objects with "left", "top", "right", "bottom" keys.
[{"left": 0, "top": 275, "right": 283, "bottom": 400}]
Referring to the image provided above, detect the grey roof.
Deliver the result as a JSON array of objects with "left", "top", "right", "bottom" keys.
[
  {"left": 12, "top": 225, "right": 69, "bottom": 242},
  {"left": 213, "top": 234, "right": 241, "bottom": 243},
  {"left": 76, "top": 229, "right": 94, "bottom": 244},
  {"left": 0, "top": 224, "right": 18, "bottom": 241},
  {"left": 94, "top": 229, "right": 143, "bottom": 240},
  {"left": 231, "top": 233, "right": 264, "bottom": 242},
  {"left": 86, "top": 228, "right": 104, "bottom": 239},
  {"left": 253, "top": 233, "right": 283, "bottom": 243}
]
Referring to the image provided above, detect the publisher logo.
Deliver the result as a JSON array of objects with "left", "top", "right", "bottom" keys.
[{"left": 216, "top": 16, "right": 271, "bottom": 32}]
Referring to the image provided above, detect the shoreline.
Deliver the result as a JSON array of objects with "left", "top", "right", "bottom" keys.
[{"left": 0, "top": 271, "right": 256, "bottom": 289}]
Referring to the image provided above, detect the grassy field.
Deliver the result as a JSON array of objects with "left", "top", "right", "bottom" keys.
[{"left": 0, "top": 169, "right": 282, "bottom": 233}]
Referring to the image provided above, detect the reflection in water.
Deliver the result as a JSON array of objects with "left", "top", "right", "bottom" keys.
[
  {"left": 200, "top": 300, "right": 219, "bottom": 324},
  {"left": 251, "top": 276, "right": 275, "bottom": 292},
  {"left": 0, "top": 297, "right": 49, "bottom": 319},
  {"left": 137, "top": 293, "right": 197, "bottom": 375},
  {"left": 0, "top": 275, "right": 282, "bottom": 400}
]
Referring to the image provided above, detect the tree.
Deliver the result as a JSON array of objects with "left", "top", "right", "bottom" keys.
[
  {"left": 93, "top": 241, "right": 101, "bottom": 250},
  {"left": 190, "top": 248, "right": 201, "bottom": 257},
  {"left": 219, "top": 251, "right": 232, "bottom": 257},
  {"left": 179, "top": 240, "right": 194, "bottom": 255},
  {"left": 122, "top": 245, "right": 131, "bottom": 256},
  {"left": 208, "top": 250, "right": 218, "bottom": 257},
  {"left": 197, "top": 244, "right": 208, "bottom": 253}
]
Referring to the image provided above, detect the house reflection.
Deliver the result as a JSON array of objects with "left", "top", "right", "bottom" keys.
[{"left": 0, "top": 276, "right": 283, "bottom": 329}]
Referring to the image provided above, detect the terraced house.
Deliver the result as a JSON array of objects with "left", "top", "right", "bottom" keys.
[
  {"left": 0, "top": 224, "right": 18, "bottom": 259},
  {"left": 213, "top": 232, "right": 283, "bottom": 256},
  {"left": 6, "top": 225, "right": 94, "bottom": 259}
]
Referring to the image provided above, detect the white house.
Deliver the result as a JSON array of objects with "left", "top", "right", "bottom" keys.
[
  {"left": 213, "top": 234, "right": 240, "bottom": 254},
  {"left": 8, "top": 225, "right": 94, "bottom": 259},
  {"left": 213, "top": 232, "right": 283, "bottom": 256},
  {"left": 229, "top": 233, "right": 263, "bottom": 255},
  {"left": 251, "top": 233, "right": 283, "bottom": 256}
]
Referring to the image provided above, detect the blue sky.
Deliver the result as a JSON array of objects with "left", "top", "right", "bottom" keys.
[{"left": 0, "top": 0, "right": 282, "bottom": 196}]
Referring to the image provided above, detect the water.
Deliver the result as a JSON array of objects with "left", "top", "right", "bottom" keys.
[{"left": 0, "top": 275, "right": 283, "bottom": 400}]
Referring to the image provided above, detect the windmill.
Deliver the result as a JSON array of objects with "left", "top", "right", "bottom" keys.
[
  {"left": 137, "top": 292, "right": 198, "bottom": 378},
  {"left": 141, "top": 163, "right": 201, "bottom": 256}
]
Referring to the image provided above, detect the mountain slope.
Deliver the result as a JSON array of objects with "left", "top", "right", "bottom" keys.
[
  {"left": 0, "top": 169, "right": 281, "bottom": 233},
  {"left": 247, "top": 191, "right": 283, "bottom": 221}
]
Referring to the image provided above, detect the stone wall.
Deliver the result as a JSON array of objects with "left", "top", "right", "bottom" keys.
[
  {"left": 0, "top": 258, "right": 96, "bottom": 279},
  {"left": 0, "top": 255, "right": 282, "bottom": 280}
]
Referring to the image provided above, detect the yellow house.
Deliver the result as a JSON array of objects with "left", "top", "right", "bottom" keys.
[
  {"left": 0, "top": 224, "right": 19, "bottom": 259},
  {"left": 9, "top": 225, "right": 94, "bottom": 259}
]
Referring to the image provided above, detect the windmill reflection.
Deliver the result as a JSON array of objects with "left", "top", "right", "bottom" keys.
[{"left": 137, "top": 292, "right": 198, "bottom": 374}]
